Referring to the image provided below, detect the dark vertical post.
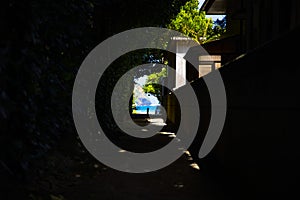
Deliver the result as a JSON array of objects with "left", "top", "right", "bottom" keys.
[{"left": 129, "top": 94, "right": 133, "bottom": 115}]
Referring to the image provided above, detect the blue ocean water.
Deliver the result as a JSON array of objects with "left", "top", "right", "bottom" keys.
[{"left": 134, "top": 105, "right": 160, "bottom": 114}]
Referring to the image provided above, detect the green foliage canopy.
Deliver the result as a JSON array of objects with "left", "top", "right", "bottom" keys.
[
  {"left": 142, "top": 67, "right": 167, "bottom": 100},
  {"left": 167, "top": 0, "right": 226, "bottom": 43},
  {"left": 0, "top": 0, "right": 190, "bottom": 180}
]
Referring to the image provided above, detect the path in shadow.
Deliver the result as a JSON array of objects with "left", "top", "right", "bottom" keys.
[{"left": 11, "top": 116, "right": 236, "bottom": 200}]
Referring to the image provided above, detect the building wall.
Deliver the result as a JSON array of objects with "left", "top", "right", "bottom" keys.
[
  {"left": 167, "top": 1, "right": 300, "bottom": 197},
  {"left": 202, "top": 0, "right": 300, "bottom": 55},
  {"left": 164, "top": 37, "right": 197, "bottom": 124},
  {"left": 187, "top": 26, "right": 300, "bottom": 198},
  {"left": 245, "top": 0, "right": 300, "bottom": 50}
]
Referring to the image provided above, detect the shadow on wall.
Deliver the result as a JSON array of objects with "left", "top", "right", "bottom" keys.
[{"left": 182, "top": 26, "right": 300, "bottom": 199}]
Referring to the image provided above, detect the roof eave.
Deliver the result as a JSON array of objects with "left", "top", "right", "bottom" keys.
[{"left": 200, "top": 0, "right": 227, "bottom": 15}]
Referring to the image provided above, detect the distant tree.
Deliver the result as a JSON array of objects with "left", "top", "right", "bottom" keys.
[
  {"left": 209, "top": 16, "right": 227, "bottom": 41},
  {"left": 142, "top": 67, "right": 167, "bottom": 102}
]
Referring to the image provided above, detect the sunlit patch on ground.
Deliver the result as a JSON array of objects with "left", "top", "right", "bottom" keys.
[
  {"left": 189, "top": 163, "right": 200, "bottom": 170},
  {"left": 147, "top": 118, "right": 166, "bottom": 126},
  {"left": 184, "top": 150, "right": 201, "bottom": 170},
  {"left": 158, "top": 131, "right": 176, "bottom": 138}
]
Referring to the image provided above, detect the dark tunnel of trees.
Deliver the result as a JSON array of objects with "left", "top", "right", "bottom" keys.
[{"left": 0, "top": 0, "right": 191, "bottom": 188}]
